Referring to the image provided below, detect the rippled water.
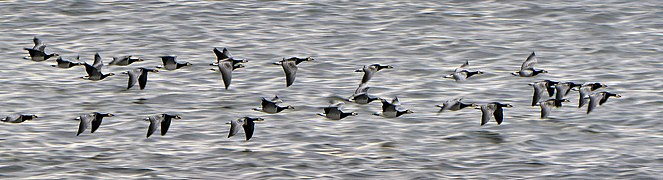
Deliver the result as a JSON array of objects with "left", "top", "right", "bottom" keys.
[{"left": 1, "top": 0, "right": 661, "bottom": 179}]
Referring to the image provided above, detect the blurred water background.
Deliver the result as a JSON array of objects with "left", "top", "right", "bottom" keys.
[{"left": 0, "top": 0, "right": 661, "bottom": 179}]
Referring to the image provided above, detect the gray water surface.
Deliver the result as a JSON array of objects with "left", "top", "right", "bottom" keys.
[{"left": 0, "top": 0, "right": 661, "bottom": 179}]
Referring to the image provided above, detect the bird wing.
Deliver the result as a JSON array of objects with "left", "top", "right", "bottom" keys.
[
  {"left": 33, "top": 37, "right": 44, "bottom": 49},
  {"left": 90, "top": 114, "right": 104, "bottom": 133},
  {"left": 228, "top": 119, "right": 242, "bottom": 138},
  {"left": 270, "top": 95, "right": 282, "bottom": 103},
  {"left": 138, "top": 69, "right": 150, "bottom": 90},
  {"left": 578, "top": 86, "right": 591, "bottom": 108},
  {"left": 218, "top": 61, "right": 233, "bottom": 89},
  {"left": 480, "top": 105, "right": 492, "bottom": 126},
  {"left": 283, "top": 61, "right": 298, "bottom": 87},
  {"left": 162, "top": 56, "right": 176, "bottom": 66},
  {"left": 160, "top": 115, "right": 172, "bottom": 136},
  {"left": 93, "top": 53, "right": 103, "bottom": 69},
  {"left": 545, "top": 82, "right": 556, "bottom": 97},
  {"left": 146, "top": 115, "right": 162, "bottom": 138},
  {"left": 521, "top": 52, "right": 537, "bottom": 70},
  {"left": 555, "top": 84, "right": 569, "bottom": 101},
  {"left": 213, "top": 47, "right": 232, "bottom": 60},
  {"left": 587, "top": 93, "right": 604, "bottom": 114},
  {"left": 353, "top": 83, "right": 369, "bottom": 95},
  {"left": 599, "top": 93, "right": 611, "bottom": 105},
  {"left": 84, "top": 63, "right": 102, "bottom": 77},
  {"left": 459, "top": 60, "right": 470, "bottom": 69},
  {"left": 77, "top": 114, "right": 92, "bottom": 136},
  {"left": 540, "top": 100, "right": 553, "bottom": 118},
  {"left": 360, "top": 66, "right": 375, "bottom": 84},
  {"left": 127, "top": 69, "right": 142, "bottom": 89},
  {"left": 242, "top": 120, "right": 255, "bottom": 141},
  {"left": 532, "top": 82, "right": 546, "bottom": 106},
  {"left": 391, "top": 96, "right": 401, "bottom": 106},
  {"left": 492, "top": 104, "right": 504, "bottom": 125}
]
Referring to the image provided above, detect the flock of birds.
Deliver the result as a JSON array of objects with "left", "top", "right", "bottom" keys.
[{"left": 2, "top": 37, "right": 622, "bottom": 141}]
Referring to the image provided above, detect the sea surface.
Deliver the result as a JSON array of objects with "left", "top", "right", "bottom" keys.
[{"left": 0, "top": 0, "right": 661, "bottom": 179}]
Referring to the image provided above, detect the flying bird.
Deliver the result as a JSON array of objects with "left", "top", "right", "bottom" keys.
[
  {"left": 436, "top": 98, "right": 476, "bottom": 113},
  {"left": 348, "top": 83, "right": 381, "bottom": 104},
  {"left": 444, "top": 61, "right": 483, "bottom": 81},
  {"left": 76, "top": 112, "right": 114, "bottom": 136},
  {"left": 355, "top": 64, "right": 393, "bottom": 84},
  {"left": 254, "top": 96, "right": 294, "bottom": 114},
  {"left": 512, "top": 52, "right": 547, "bottom": 77},
  {"left": 318, "top": 102, "right": 358, "bottom": 120},
  {"left": 375, "top": 97, "right": 413, "bottom": 118},
  {"left": 81, "top": 53, "right": 109, "bottom": 80},
  {"left": 476, "top": 102, "right": 512, "bottom": 126},
  {"left": 108, "top": 55, "right": 144, "bottom": 66},
  {"left": 274, "top": 57, "right": 314, "bottom": 87},
  {"left": 586, "top": 92, "right": 621, "bottom": 114},
  {"left": 125, "top": 67, "right": 159, "bottom": 90},
  {"left": 227, "top": 117, "right": 265, "bottom": 141},
  {"left": 145, "top": 114, "right": 181, "bottom": 138},
  {"left": 158, "top": 56, "right": 192, "bottom": 70},
  {"left": 1, "top": 114, "right": 38, "bottom": 123},
  {"left": 23, "top": 36, "right": 57, "bottom": 61},
  {"left": 211, "top": 48, "right": 247, "bottom": 89},
  {"left": 52, "top": 56, "right": 83, "bottom": 68}
]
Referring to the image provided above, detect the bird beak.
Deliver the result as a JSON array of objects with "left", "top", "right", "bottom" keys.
[
  {"left": 108, "top": 114, "right": 115, "bottom": 117},
  {"left": 506, "top": 104, "right": 514, "bottom": 108},
  {"left": 355, "top": 69, "right": 363, "bottom": 72},
  {"left": 615, "top": 94, "right": 622, "bottom": 98}
]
